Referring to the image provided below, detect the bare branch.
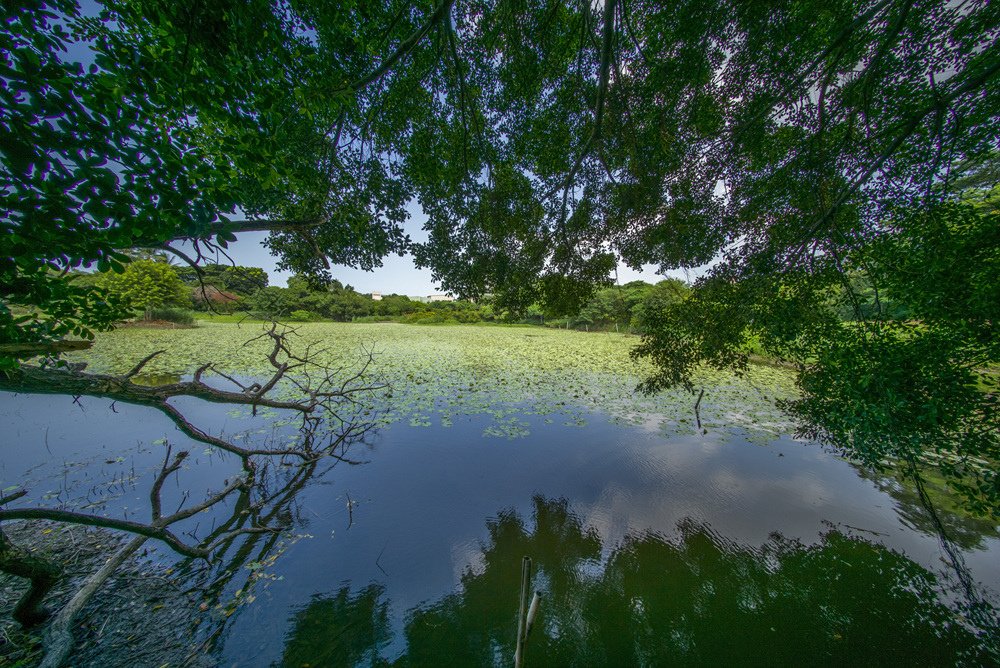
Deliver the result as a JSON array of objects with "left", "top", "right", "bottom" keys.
[
  {"left": 0, "top": 508, "right": 204, "bottom": 559},
  {"left": 124, "top": 350, "right": 166, "bottom": 379},
  {"left": 150, "top": 448, "right": 187, "bottom": 522},
  {"left": 39, "top": 535, "right": 147, "bottom": 668},
  {"left": 201, "top": 526, "right": 283, "bottom": 555},
  {"left": 796, "top": 55, "right": 1000, "bottom": 252}
]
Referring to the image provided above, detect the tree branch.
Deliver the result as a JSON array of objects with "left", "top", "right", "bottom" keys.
[
  {"left": 547, "top": 0, "right": 617, "bottom": 207},
  {"left": 333, "top": 0, "right": 455, "bottom": 97},
  {"left": 796, "top": 54, "right": 1000, "bottom": 252},
  {"left": 0, "top": 508, "right": 204, "bottom": 559}
]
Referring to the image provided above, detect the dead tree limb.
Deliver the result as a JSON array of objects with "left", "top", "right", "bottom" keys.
[
  {"left": 0, "top": 324, "right": 386, "bottom": 463},
  {"left": 0, "top": 323, "right": 383, "bottom": 665},
  {"left": 38, "top": 535, "right": 148, "bottom": 668}
]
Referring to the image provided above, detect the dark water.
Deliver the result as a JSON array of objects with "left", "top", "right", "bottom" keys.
[{"left": 2, "top": 391, "right": 998, "bottom": 666}]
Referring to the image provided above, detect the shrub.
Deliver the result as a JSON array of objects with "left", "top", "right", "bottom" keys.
[
  {"left": 98, "top": 259, "right": 191, "bottom": 318},
  {"left": 401, "top": 311, "right": 459, "bottom": 325},
  {"left": 288, "top": 310, "right": 318, "bottom": 322},
  {"left": 353, "top": 315, "right": 399, "bottom": 323},
  {"left": 145, "top": 307, "right": 195, "bottom": 325}
]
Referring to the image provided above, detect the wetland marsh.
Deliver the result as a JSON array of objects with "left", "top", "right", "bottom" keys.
[{"left": 3, "top": 323, "right": 998, "bottom": 665}]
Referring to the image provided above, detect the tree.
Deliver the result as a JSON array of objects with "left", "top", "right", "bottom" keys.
[
  {"left": 2, "top": 1, "right": 999, "bottom": 662},
  {"left": 220, "top": 266, "right": 268, "bottom": 295},
  {"left": 97, "top": 259, "right": 190, "bottom": 318},
  {"left": 3, "top": 0, "right": 431, "bottom": 359},
  {"left": 0, "top": 326, "right": 382, "bottom": 665},
  {"left": 247, "top": 286, "right": 297, "bottom": 319},
  {"left": 373, "top": 294, "right": 418, "bottom": 318},
  {"left": 2, "top": 0, "right": 999, "bottom": 588},
  {"left": 174, "top": 264, "right": 269, "bottom": 296},
  {"left": 631, "top": 279, "right": 690, "bottom": 332}
]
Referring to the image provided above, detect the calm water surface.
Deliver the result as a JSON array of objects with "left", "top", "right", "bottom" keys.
[{"left": 1, "top": 389, "right": 998, "bottom": 666}]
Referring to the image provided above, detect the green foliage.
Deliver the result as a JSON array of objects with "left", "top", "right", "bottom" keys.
[
  {"left": 400, "top": 311, "right": 459, "bottom": 325},
  {"left": 144, "top": 307, "right": 195, "bottom": 325},
  {"left": 1, "top": 0, "right": 232, "bottom": 351},
  {"left": 282, "top": 584, "right": 389, "bottom": 667},
  {"left": 283, "top": 497, "right": 996, "bottom": 665},
  {"left": 175, "top": 264, "right": 268, "bottom": 296},
  {"left": 632, "top": 279, "right": 692, "bottom": 330},
  {"left": 221, "top": 266, "right": 268, "bottom": 294},
  {"left": 561, "top": 279, "right": 691, "bottom": 332},
  {"left": 869, "top": 204, "right": 999, "bottom": 352},
  {"left": 97, "top": 260, "right": 189, "bottom": 317},
  {"left": 2, "top": 0, "right": 997, "bottom": 495},
  {"left": 247, "top": 287, "right": 296, "bottom": 319},
  {"left": 288, "top": 310, "right": 318, "bottom": 322},
  {"left": 3, "top": 0, "right": 426, "bottom": 353},
  {"left": 372, "top": 294, "right": 418, "bottom": 318},
  {"left": 634, "top": 202, "right": 1000, "bottom": 513},
  {"left": 242, "top": 278, "right": 502, "bottom": 324},
  {"left": 782, "top": 203, "right": 1000, "bottom": 513}
]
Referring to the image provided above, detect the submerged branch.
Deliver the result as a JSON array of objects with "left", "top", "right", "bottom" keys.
[{"left": 38, "top": 536, "right": 148, "bottom": 668}]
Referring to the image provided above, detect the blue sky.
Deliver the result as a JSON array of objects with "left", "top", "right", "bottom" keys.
[{"left": 220, "top": 204, "right": 679, "bottom": 293}]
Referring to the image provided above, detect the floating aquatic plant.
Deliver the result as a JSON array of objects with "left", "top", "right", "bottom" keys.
[{"left": 68, "top": 323, "right": 800, "bottom": 440}]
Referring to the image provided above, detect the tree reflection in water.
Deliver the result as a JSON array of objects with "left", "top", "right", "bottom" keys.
[{"left": 281, "top": 496, "right": 997, "bottom": 667}]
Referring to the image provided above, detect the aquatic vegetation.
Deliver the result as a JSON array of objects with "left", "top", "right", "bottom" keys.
[{"left": 68, "top": 323, "right": 800, "bottom": 440}]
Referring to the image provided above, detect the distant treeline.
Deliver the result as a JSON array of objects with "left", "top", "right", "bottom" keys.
[
  {"left": 79, "top": 257, "right": 908, "bottom": 331},
  {"left": 83, "top": 257, "right": 694, "bottom": 331},
  {"left": 180, "top": 264, "right": 692, "bottom": 331}
]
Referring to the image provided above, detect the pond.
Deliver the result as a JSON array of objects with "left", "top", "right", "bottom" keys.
[{"left": 2, "top": 323, "right": 998, "bottom": 665}]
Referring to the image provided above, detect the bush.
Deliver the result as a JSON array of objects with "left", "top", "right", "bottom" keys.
[
  {"left": 353, "top": 315, "right": 399, "bottom": 323},
  {"left": 98, "top": 259, "right": 191, "bottom": 315},
  {"left": 401, "top": 311, "right": 459, "bottom": 325},
  {"left": 288, "top": 310, "right": 318, "bottom": 322},
  {"left": 145, "top": 307, "right": 195, "bottom": 325}
]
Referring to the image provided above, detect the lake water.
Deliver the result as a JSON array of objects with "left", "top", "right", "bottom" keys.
[{"left": 2, "top": 384, "right": 998, "bottom": 666}]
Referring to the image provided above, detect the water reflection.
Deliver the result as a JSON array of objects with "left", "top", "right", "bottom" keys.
[
  {"left": 282, "top": 496, "right": 997, "bottom": 667},
  {"left": 856, "top": 466, "right": 999, "bottom": 551},
  {"left": 283, "top": 585, "right": 391, "bottom": 668},
  {"left": 3, "top": 393, "right": 999, "bottom": 665}
]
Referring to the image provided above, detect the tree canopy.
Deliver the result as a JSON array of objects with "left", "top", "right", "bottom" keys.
[{"left": 2, "top": 0, "right": 999, "bottom": 504}]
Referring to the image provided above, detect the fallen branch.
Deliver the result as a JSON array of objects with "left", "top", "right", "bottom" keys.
[
  {"left": 38, "top": 535, "right": 148, "bottom": 668},
  {"left": 694, "top": 388, "right": 705, "bottom": 430},
  {"left": 0, "top": 526, "right": 61, "bottom": 627},
  {"left": 0, "top": 324, "right": 386, "bottom": 462},
  {"left": 0, "top": 323, "right": 382, "bottom": 664}
]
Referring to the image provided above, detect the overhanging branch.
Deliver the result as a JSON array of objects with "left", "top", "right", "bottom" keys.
[{"left": 332, "top": 0, "right": 455, "bottom": 97}]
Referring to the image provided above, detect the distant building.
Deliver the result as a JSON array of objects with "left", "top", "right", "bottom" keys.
[
  {"left": 371, "top": 292, "right": 382, "bottom": 301},
  {"left": 427, "top": 293, "right": 454, "bottom": 302}
]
